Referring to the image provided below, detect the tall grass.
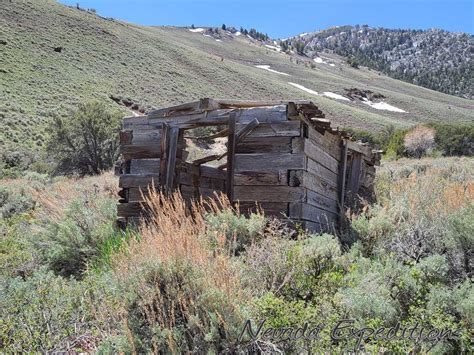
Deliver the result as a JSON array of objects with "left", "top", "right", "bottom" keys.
[{"left": 109, "top": 189, "right": 250, "bottom": 352}]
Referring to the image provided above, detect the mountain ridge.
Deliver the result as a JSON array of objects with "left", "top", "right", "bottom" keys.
[
  {"left": 283, "top": 25, "right": 473, "bottom": 99},
  {"left": 0, "top": 0, "right": 472, "bottom": 153}
]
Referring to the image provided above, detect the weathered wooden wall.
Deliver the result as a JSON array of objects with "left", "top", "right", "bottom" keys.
[{"left": 117, "top": 99, "right": 380, "bottom": 233}]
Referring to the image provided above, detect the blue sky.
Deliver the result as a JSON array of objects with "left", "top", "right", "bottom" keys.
[{"left": 59, "top": 0, "right": 473, "bottom": 38}]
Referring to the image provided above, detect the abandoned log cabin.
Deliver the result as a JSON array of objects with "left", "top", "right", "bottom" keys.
[{"left": 117, "top": 98, "right": 381, "bottom": 233}]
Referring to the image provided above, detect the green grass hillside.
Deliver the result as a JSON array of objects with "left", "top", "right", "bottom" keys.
[{"left": 1, "top": 0, "right": 473, "bottom": 152}]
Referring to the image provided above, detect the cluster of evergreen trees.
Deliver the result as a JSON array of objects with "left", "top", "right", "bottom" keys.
[{"left": 300, "top": 26, "right": 473, "bottom": 98}]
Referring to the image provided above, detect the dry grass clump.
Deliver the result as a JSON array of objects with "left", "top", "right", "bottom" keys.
[
  {"left": 110, "top": 189, "right": 250, "bottom": 353},
  {"left": 352, "top": 157, "right": 473, "bottom": 278},
  {"left": 31, "top": 172, "right": 118, "bottom": 224}
]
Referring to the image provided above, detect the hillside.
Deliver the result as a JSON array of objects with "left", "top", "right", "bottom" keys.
[
  {"left": 1, "top": 0, "right": 473, "bottom": 153},
  {"left": 285, "top": 25, "right": 473, "bottom": 99}
]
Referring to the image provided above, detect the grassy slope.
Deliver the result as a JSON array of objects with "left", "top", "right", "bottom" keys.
[{"left": 1, "top": 0, "right": 473, "bottom": 151}]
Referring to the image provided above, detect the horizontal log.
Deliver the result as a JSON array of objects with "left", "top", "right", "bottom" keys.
[
  {"left": 289, "top": 203, "right": 338, "bottom": 224},
  {"left": 236, "top": 136, "right": 293, "bottom": 153},
  {"left": 127, "top": 187, "right": 157, "bottom": 202},
  {"left": 117, "top": 202, "right": 145, "bottom": 218},
  {"left": 308, "top": 129, "right": 341, "bottom": 161},
  {"left": 291, "top": 137, "right": 304, "bottom": 153},
  {"left": 234, "top": 171, "right": 288, "bottom": 185},
  {"left": 242, "top": 121, "right": 301, "bottom": 138},
  {"left": 120, "top": 144, "right": 161, "bottom": 159},
  {"left": 300, "top": 171, "right": 339, "bottom": 201},
  {"left": 147, "top": 99, "right": 221, "bottom": 119},
  {"left": 124, "top": 110, "right": 231, "bottom": 129},
  {"left": 120, "top": 130, "right": 133, "bottom": 144},
  {"left": 182, "top": 163, "right": 227, "bottom": 180},
  {"left": 178, "top": 172, "right": 225, "bottom": 190},
  {"left": 233, "top": 186, "right": 305, "bottom": 202},
  {"left": 239, "top": 202, "right": 288, "bottom": 217},
  {"left": 306, "top": 190, "right": 339, "bottom": 214},
  {"left": 306, "top": 158, "right": 338, "bottom": 188},
  {"left": 235, "top": 153, "right": 306, "bottom": 172},
  {"left": 215, "top": 99, "right": 285, "bottom": 108},
  {"left": 300, "top": 220, "right": 337, "bottom": 234},
  {"left": 119, "top": 174, "right": 160, "bottom": 188},
  {"left": 236, "top": 105, "right": 287, "bottom": 123},
  {"left": 304, "top": 139, "right": 339, "bottom": 173},
  {"left": 129, "top": 159, "right": 161, "bottom": 174},
  {"left": 130, "top": 130, "right": 162, "bottom": 144},
  {"left": 346, "top": 140, "right": 373, "bottom": 156}
]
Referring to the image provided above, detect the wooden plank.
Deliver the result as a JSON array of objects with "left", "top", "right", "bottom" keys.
[
  {"left": 301, "top": 171, "right": 339, "bottom": 201},
  {"left": 226, "top": 112, "right": 237, "bottom": 201},
  {"left": 236, "top": 105, "right": 288, "bottom": 123},
  {"left": 178, "top": 172, "right": 225, "bottom": 190},
  {"left": 148, "top": 100, "right": 201, "bottom": 118},
  {"left": 119, "top": 174, "right": 160, "bottom": 188},
  {"left": 159, "top": 123, "right": 170, "bottom": 189},
  {"left": 120, "top": 130, "right": 133, "bottom": 144},
  {"left": 130, "top": 159, "right": 160, "bottom": 174},
  {"left": 130, "top": 130, "right": 161, "bottom": 144},
  {"left": 306, "top": 158, "right": 338, "bottom": 188},
  {"left": 235, "top": 118, "right": 259, "bottom": 143},
  {"left": 236, "top": 136, "right": 292, "bottom": 153},
  {"left": 235, "top": 153, "right": 306, "bottom": 172},
  {"left": 120, "top": 144, "right": 160, "bottom": 159},
  {"left": 304, "top": 139, "right": 339, "bottom": 173},
  {"left": 215, "top": 99, "right": 283, "bottom": 108},
  {"left": 165, "top": 127, "right": 179, "bottom": 195},
  {"left": 308, "top": 128, "right": 341, "bottom": 161},
  {"left": 128, "top": 187, "right": 156, "bottom": 202},
  {"left": 239, "top": 202, "right": 288, "bottom": 217},
  {"left": 124, "top": 110, "right": 231, "bottom": 129},
  {"left": 234, "top": 171, "right": 288, "bottom": 186},
  {"left": 306, "top": 190, "right": 339, "bottom": 215},
  {"left": 288, "top": 203, "right": 338, "bottom": 224},
  {"left": 300, "top": 220, "right": 336, "bottom": 235},
  {"left": 117, "top": 202, "right": 145, "bottom": 218},
  {"left": 348, "top": 152, "right": 363, "bottom": 195},
  {"left": 291, "top": 137, "right": 304, "bottom": 153},
  {"left": 200, "top": 165, "right": 227, "bottom": 180},
  {"left": 243, "top": 121, "right": 301, "bottom": 138},
  {"left": 233, "top": 186, "right": 305, "bottom": 202},
  {"left": 339, "top": 140, "right": 349, "bottom": 228},
  {"left": 346, "top": 140, "right": 373, "bottom": 156}
]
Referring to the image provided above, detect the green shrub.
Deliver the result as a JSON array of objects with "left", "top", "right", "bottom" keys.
[
  {"left": 205, "top": 210, "right": 266, "bottom": 254},
  {"left": 0, "top": 269, "right": 97, "bottom": 352},
  {"left": 113, "top": 260, "right": 246, "bottom": 353},
  {"left": 36, "top": 197, "right": 117, "bottom": 277},
  {"left": 385, "top": 129, "right": 408, "bottom": 159},
  {"left": 0, "top": 186, "right": 35, "bottom": 219},
  {"left": 46, "top": 102, "right": 122, "bottom": 176},
  {"left": 428, "top": 122, "right": 474, "bottom": 156},
  {"left": 240, "top": 222, "right": 297, "bottom": 296}
]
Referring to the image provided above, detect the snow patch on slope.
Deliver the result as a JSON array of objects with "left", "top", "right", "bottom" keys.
[
  {"left": 265, "top": 44, "right": 281, "bottom": 52},
  {"left": 323, "top": 92, "right": 350, "bottom": 101},
  {"left": 362, "top": 98, "right": 407, "bottom": 112},
  {"left": 255, "top": 65, "right": 290, "bottom": 76},
  {"left": 189, "top": 28, "right": 204, "bottom": 33},
  {"left": 288, "top": 82, "right": 319, "bottom": 96}
]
